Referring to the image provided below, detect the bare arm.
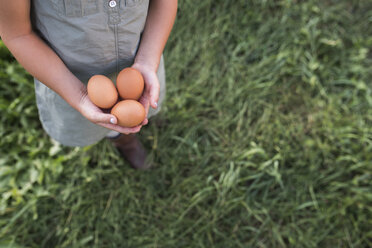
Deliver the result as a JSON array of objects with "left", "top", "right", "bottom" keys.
[
  {"left": 133, "top": 0, "right": 178, "bottom": 116},
  {"left": 0, "top": 0, "right": 86, "bottom": 111},
  {"left": 0, "top": 0, "right": 140, "bottom": 134}
]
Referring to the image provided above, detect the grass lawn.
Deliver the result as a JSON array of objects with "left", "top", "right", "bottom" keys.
[{"left": 0, "top": 0, "right": 371, "bottom": 247}]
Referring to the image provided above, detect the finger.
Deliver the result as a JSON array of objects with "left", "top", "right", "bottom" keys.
[
  {"left": 100, "top": 124, "right": 141, "bottom": 134},
  {"left": 93, "top": 112, "right": 117, "bottom": 125},
  {"left": 140, "top": 118, "right": 148, "bottom": 126},
  {"left": 138, "top": 93, "right": 150, "bottom": 119},
  {"left": 98, "top": 123, "right": 142, "bottom": 134},
  {"left": 149, "top": 76, "right": 160, "bottom": 109}
]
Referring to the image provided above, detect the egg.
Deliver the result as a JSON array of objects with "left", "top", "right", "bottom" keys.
[
  {"left": 87, "top": 75, "right": 118, "bottom": 109},
  {"left": 111, "top": 100, "right": 146, "bottom": 127},
  {"left": 116, "top": 68, "right": 144, "bottom": 100}
]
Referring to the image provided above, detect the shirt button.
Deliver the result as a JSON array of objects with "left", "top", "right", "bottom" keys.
[{"left": 109, "top": 0, "right": 117, "bottom": 8}]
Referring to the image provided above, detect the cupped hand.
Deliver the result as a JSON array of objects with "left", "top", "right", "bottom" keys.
[
  {"left": 131, "top": 63, "right": 160, "bottom": 126},
  {"left": 78, "top": 91, "right": 142, "bottom": 134}
]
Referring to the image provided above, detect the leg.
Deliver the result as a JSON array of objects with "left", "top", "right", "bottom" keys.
[{"left": 110, "top": 134, "right": 152, "bottom": 170}]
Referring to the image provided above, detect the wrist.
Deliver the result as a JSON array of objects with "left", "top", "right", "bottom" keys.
[
  {"left": 133, "top": 55, "right": 160, "bottom": 72},
  {"left": 63, "top": 80, "right": 88, "bottom": 113},
  {"left": 75, "top": 84, "right": 88, "bottom": 111}
]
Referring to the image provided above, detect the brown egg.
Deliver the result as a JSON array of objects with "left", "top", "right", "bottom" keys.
[
  {"left": 111, "top": 100, "right": 145, "bottom": 127},
  {"left": 116, "top": 68, "right": 144, "bottom": 100},
  {"left": 87, "top": 75, "right": 118, "bottom": 109}
]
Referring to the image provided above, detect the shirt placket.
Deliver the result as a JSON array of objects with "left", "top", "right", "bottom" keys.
[
  {"left": 107, "top": 0, "right": 121, "bottom": 25},
  {"left": 106, "top": 0, "right": 121, "bottom": 75}
]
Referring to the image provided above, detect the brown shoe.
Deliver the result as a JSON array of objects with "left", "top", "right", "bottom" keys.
[{"left": 110, "top": 134, "right": 151, "bottom": 170}]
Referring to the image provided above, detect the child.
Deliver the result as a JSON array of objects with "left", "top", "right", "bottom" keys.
[{"left": 0, "top": 0, "right": 177, "bottom": 169}]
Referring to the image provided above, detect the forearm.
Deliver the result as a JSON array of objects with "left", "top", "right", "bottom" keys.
[
  {"left": 134, "top": 0, "right": 177, "bottom": 70},
  {"left": 0, "top": 0, "right": 141, "bottom": 133},
  {"left": 3, "top": 32, "right": 85, "bottom": 111}
]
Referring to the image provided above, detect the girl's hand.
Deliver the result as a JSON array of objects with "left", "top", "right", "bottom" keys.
[
  {"left": 78, "top": 90, "right": 142, "bottom": 134},
  {"left": 131, "top": 63, "right": 160, "bottom": 126}
]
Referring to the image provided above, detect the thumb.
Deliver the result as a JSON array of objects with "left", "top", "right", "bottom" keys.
[
  {"left": 149, "top": 76, "right": 160, "bottom": 109},
  {"left": 95, "top": 113, "right": 117, "bottom": 125}
]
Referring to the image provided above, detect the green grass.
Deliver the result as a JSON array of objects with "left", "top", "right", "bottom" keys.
[{"left": 1, "top": 0, "right": 371, "bottom": 247}]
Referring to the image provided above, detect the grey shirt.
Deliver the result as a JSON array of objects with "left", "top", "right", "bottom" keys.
[{"left": 31, "top": 0, "right": 166, "bottom": 147}]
